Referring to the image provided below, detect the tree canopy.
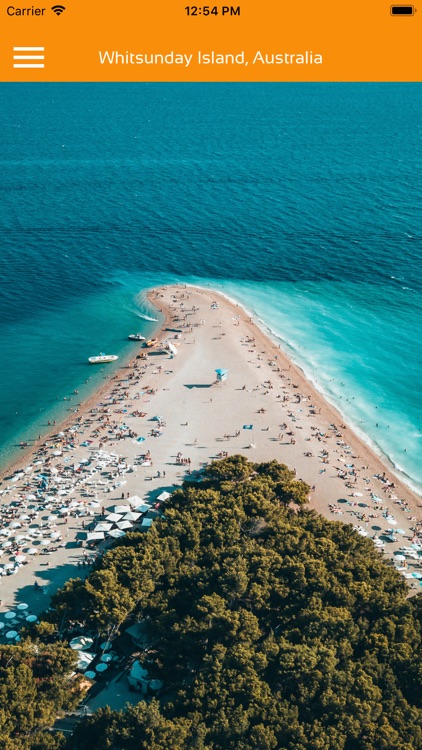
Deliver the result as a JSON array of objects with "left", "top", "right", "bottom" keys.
[
  {"left": 59, "top": 457, "right": 421, "bottom": 750},
  {"left": 0, "top": 640, "right": 80, "bottom": 750}
]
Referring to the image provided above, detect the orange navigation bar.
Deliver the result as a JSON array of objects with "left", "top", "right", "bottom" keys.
[{"left": 0, "top": 0, "right": 420, "bottom": 81}]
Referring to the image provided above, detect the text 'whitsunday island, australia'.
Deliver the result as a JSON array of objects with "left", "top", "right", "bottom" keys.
[{"left": 98, "top": 50, "right": 324, "bottom": 67}]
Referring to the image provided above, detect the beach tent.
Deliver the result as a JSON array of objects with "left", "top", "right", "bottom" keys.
[
  {"left": 141, "top": 518, "right": 153, "bottom": 528},
  {"left": 215, "top": 368, "right": 228, "bottom": 382}
]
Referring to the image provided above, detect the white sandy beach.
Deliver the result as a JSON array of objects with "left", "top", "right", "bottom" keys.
[{"left": 0, "top": 285, "right": 421, "bottom": 626}]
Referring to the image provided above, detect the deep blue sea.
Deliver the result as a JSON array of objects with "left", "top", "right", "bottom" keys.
[{"left": 0, "top": 83, "right": 421, "bottom": 490}]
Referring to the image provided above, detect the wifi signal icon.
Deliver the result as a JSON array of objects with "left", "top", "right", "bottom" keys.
[{"left": 51, "top": 4, "right": 66, "bottom": 14}]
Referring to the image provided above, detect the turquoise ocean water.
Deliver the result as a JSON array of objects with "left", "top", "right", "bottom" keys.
[{"left": 0, "top": 83, "right": 421, "bottom": 490}]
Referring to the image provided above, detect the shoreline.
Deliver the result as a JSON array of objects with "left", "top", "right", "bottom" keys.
[
  {"left": 2, "top": 283, "right": 420, "bottom": 508},
  {"left": 1, "top": 284, "right": 420, "bottom": 497},
  {"left": 0, "top": 283, "right": 420, "bottom": 616},
  {"left": 183, "top": 282, "right": 422, "bottom": 496},
  {"left": 0, "top": 299, "right": 166, "bottom": 482}
]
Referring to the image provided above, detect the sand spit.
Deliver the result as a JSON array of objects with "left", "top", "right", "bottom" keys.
[{"left": 0, "top": 285, "right": 420, "bottom": 618}]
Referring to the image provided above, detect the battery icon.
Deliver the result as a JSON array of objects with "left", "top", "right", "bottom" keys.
[{"left": 390, "top": 5, "right": 415, "bottom": 13}]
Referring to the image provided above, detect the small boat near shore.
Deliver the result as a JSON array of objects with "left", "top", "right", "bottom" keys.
[
  {"left": 88, "top": 353, "right": 118, "bottom": 364},
  {"left": 128, "top": 333, "right": 146, "bottom": 341}
]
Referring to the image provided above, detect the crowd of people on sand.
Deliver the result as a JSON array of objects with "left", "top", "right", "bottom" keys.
[
  {"left": 0, "top": 286, "right": 421, "bottom": 618},
  {"left": 0, "top": 346, "right": 184, "bottom": 615}
]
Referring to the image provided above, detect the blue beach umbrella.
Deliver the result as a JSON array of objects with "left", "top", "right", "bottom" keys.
[{"left": 215, "top": 368, "right": 228, "bottom": 382}]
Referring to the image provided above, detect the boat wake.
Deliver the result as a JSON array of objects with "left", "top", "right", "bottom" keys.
[{"left": 136, "top": 312, "right": 158, "bottom": 322}]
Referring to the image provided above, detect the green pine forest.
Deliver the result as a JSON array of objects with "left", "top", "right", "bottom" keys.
[{"left": 1, "top": 456, "right": 421, "bottom": 749}]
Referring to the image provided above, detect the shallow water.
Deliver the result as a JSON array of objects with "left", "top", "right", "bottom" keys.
[{"left": 0, "top": 83, "right": 421, "bottom": 488}]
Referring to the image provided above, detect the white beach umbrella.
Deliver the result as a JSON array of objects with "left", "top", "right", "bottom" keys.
[
  {"left": 27, "top": 548, "right": 38, "bottom": 555},
  {"left": 19, "top": 514, "right": 30, "bottom": 521},
  {"left": 69, "top": 636, "right": 94, "bottom": 651},
  {"left": 101, "top": 653, "right": 113, "bottom": 662},
  {"left": 108, "top": 529, "right": 126, "bottom": 539},
  {"left": 94, "top": 522, "right": 112, "bottom": 532},
  {"left": 3, "top": 563, "right": 16, "bottom": 570},
  {"left": 116, "top": 521, "right": 133, "bottom": 530},
  {"left": 127, "top": 495, "right": 143, "bottom": 505},
  {"left": 157, "top": 491, "right": 171, "bottom": 502},
  {"left": 26, "top": 615, "right": 38, "bottom": 623},
  {"left": 106, "top": 513, "right": 123, "bottom": 523},
  {"left": 26, "top": 494, "right": 36, "bottom": 500},
  {"left": 0, "top": 622, "right": 5, "bottom": 630},
  {"left": 84, "top": 671, "right": 96, "bottom": 679},
  {"left": 76, "top": 651, "right": 95, "bottom": 670},
  {"left": 123, "top": 512, "right": 141, "bottom": 521},
  {"left": 114, "top": 505, "right": 130, "bottom": 514},
  {"left": 15, "top": 555, "right": 26, "bottom": 563},
  {"left": 4, "top": 611, "right": 16, "bottom": 619},
  {"left": 95, "top": 662, "right": 108, "bottom": 672},
  {"left": 9, "top": 522, "right": 21, "bottom": 529},
  {"left": 2, "top": 541, "right": 12, "bottom": 548},
  {"left": 394, "top": 554, "right": 406, "bottom": 561},
  {"left": 17, "top": 603, "right": 28, "bottom": 610},
  {"left": 87, "top": 532, "right": 105, "bottom": 541},
  {"left": 6, "top": 630, "right": 18, "bottom": 638}
]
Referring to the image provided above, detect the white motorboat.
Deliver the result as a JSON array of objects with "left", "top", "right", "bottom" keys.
[
  {"left": 128, "top": 333, "right": 146, "bottom": 341},
  {"left": 88, "top": 353, "right": 118, "bottom": 364}
]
